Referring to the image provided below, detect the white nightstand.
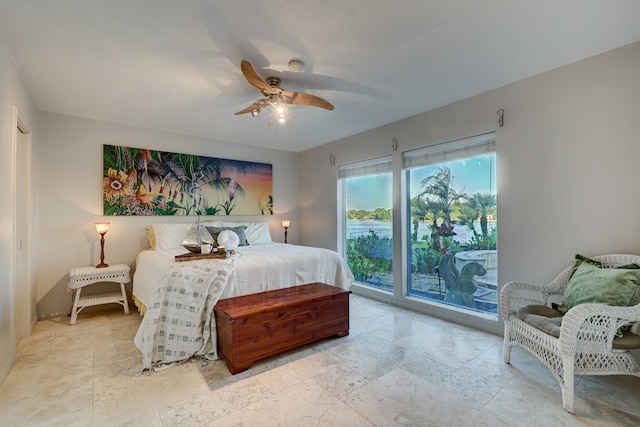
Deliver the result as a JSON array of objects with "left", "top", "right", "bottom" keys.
[{"left": 69, "top": 264, "right": 131, "bottom": 325}]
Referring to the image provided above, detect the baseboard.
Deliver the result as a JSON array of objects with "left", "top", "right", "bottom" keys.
[{"left": 0, "top": 354, "right": 15, "bottom": 387}]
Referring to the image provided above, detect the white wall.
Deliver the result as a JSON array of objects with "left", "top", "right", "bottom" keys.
[
  {"left": 299, "top": 42, "right": 640, "bottom": 334},
  {"left": 36, "top": 113, "right": 299, "bottom": 319},
  {"left": 0, "top": 38, "right": 39, "bottom": 384}
]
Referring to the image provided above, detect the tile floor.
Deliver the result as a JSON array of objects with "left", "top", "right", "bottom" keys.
[{"left": 1, "top": 294, "right": 639, "bottom": 426}]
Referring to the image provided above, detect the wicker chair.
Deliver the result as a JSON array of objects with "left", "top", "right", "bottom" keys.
[{"left": 500, "top": 254, "right": 640, "bottom": 413}]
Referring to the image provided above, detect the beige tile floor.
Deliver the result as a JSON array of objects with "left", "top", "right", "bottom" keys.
[{"left": 1, "top": 294, "right": 639, "bottom": 426}]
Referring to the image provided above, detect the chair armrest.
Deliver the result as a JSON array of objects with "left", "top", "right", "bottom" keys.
[
  {"left": 499, "top": 281, "right": 550, "bottom": 320},
  {"left": 559, "top": 303, "right": 640, "bottom": 355},
  {"left": 499, "top": 268, "right": 572, "bottom": 320}
]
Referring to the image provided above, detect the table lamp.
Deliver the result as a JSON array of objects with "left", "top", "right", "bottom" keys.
[
  {"left": 95, "top": 222, "right": 110, "bottom": 268},
  {"left": 282, "top": 219, "right": 290, "bottom": 244}
]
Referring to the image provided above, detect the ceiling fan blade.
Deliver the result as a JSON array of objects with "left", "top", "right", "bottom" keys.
[
  {"left": 234, "top": 102, "right": 261, "bottom": 115},
  {"left": 241, "top": 60, "right": 277, "bottom": 96},
  {"left": 283, "top": 90, "right": 334, "bottom": 110}
]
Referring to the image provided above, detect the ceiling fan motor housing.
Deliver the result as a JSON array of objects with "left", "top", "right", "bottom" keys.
[{"left": 266, "top": 76, "right": 281, "bottom": 87}]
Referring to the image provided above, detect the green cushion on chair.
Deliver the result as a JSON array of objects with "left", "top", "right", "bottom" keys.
[{"left": 557, "top": 256, "right": 640, "bottom": 315}]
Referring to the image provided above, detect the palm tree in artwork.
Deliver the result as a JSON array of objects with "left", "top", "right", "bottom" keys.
[
  {"left": 158, "top": 154, "right": 260, "bottom": 215},
  {"left": 196, "top": 158, "right": 256, "bottom": 214},
  {"left": 154, "top": 153, "right": 203, "bottom": 214}
]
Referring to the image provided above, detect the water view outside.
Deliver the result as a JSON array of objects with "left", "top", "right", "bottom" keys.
[
  {"left": 347, "top": 219, "right": 495, "bottom": 242},
  {"left": 341, "top": 140, "right": 496, "bottom": 318},
  {"left": 343, "top": 170, "right": 393, "bottom": 292}
]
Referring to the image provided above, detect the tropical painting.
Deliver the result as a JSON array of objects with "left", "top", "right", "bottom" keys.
[{"left": 102, "top": 145, "right": 273, "bottom": 216}]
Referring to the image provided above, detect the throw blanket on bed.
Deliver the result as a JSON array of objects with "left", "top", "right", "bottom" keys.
[{"left": 134, "top": 254, "right": 239, "bottom": 370}]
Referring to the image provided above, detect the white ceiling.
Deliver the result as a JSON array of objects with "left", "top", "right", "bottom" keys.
[{"left": 1, "top": 1, "right": 639, "bottom": 152}]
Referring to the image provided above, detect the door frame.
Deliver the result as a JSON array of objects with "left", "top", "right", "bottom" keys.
[{"left": 12, "top": 105, "right": 34, "bottom": 348}]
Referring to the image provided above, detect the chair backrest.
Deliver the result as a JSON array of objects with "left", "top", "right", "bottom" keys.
[
  {"left": 591, "top": 254, "right": 640, "bottom": 268},
  {"left": 552, "top": 254, "right": 640, "bottom": 296}
]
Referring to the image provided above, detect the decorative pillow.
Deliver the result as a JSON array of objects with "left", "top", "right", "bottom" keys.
[
  {"left": 206, "top": 225, "right": 248, "bottom": 246},
  {"left": 146, "top": 225, "right": 156, "bottom": 248},
  {"left": 557, "top": 259, "right": 640, "bottom": 315},
  {"left": 217, "top": 230, "right": 240, "bottom": 250},
  {"left": 570, "top": 253, "right": 603, "bottom": 270},
  {"left": 151, "top": 223, "right": 193, "bottom": 249},
  {"left": 244, "top": 222, "right": 272, "bottom": 245},
  {"left": 564, "top": 253, "right": 607, "bottom": 284},
  {"left": 202, "top": 221, "right": 272, "bottom": 245}
]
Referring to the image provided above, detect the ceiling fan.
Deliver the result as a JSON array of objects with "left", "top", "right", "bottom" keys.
[{"left": 235, "top": 60, "right": 334, "bottom": 123}]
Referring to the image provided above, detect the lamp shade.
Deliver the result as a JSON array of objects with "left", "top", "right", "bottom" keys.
[
  {"left": 95, "top": 222, "right": 110, "bottom": 235},
  {"left": 282, "top": 219, "right": 290, "bottom": 229}
]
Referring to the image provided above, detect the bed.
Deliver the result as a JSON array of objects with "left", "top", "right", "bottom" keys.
[{"left": 132, "top": 221, "right": 354, "bottom": 371}]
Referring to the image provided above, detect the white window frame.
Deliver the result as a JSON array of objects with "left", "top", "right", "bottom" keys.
[
  {"left": 401, "top": 132, "right": 497, "bottom": 320},
  {"left": 337, "top": 155, "right": 393, "bottom": 292}
]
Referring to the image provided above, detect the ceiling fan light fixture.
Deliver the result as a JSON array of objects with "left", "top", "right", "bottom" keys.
[
  {"left": 235, "top": 60, "right": 333, "bottom": 122},
  {"left": 252, "top": 96, "right": 288, "bottom": 124}
]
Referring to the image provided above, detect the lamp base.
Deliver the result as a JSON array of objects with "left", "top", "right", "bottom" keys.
[{"left": 97, "top": 233, "right": 108, "bottom": 268}]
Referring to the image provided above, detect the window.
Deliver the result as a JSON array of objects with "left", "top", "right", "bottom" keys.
[
  {"left": 404, "top": 133, "right": 497, "bottom": 317},
  {"left": 338, "top": 156, "right": 393, "bottom": 292}
]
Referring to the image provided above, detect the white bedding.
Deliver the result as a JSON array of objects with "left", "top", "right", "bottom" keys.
[
  {"left": 132, "top": 243, "right": 353, "bottom": 370},
  {"left": 133, "top": 243, "right": 354, "bottom": 310},
  {"left": 135, "top": 256, "right": 237, "bottom": 370}
]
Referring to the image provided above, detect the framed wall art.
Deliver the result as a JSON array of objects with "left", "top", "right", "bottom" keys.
[{"left": 103, "top": 145, "right": 273, "bottom": 216}]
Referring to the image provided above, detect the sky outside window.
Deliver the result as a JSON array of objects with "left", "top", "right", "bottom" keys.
[
  {"left": 345, "top": 154, "right": 494, "bottom": 212},
  {"left": 409, "top": 154, "right": 495, "bottom": 199},
  {"left": 346, "top": 173, "right": 392, "bottom": 211}
]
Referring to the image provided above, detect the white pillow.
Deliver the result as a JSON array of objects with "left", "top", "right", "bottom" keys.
[
  {"left": 145, "top": 226, "right": 156, "bottom": 248},
  {"left": 245, "top": 222, "right": 272, "bottom": 245},
  {"left": 150, "top": 223, "right": 192, "bottom": 249},
  {"left": 203, "top": 220, "right": 273, "bottom": 245},
  {"left": 217, "top": 230, "right": 240, "bottom": 250}
]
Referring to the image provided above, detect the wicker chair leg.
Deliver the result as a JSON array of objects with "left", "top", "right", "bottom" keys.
[
  {"left": 560, "top": 356, "right": 575, "bottom": 414},
  {"left": 503, "top": 342, "right": 512, "bottom": 364},
  {"left": 502, "top": 326, "right": 512, "bottom": 364}
]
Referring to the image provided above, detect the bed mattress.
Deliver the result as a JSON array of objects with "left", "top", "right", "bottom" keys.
[{"left": 132, "top": 242, "right": 354, "bottom": 309}]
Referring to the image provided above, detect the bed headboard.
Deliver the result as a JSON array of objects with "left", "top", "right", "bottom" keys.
[{"left": 146, "top": 221, "right": 272, "bottom": 249}]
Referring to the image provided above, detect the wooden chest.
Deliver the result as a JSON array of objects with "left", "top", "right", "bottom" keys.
[{"left": 214, "top": 283, "right": 351, "bottom": 374}]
